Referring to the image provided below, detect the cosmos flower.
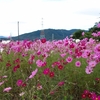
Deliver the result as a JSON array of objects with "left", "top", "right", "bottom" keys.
[
  {"left": 75, "top": 61, "right": 81, "bottom": 67},
  {"left": 58, "top": 81, "right": 65, "bottom": 86},
  {"left": 29, "top": 68, "right": 38, "bottom": 79},
  {"left": 82, "top": 32, "right": 85, "bottom": 36},
  {"left": 94, "top": 43, "right": 100, "bottom": 54},
  {"left": 58, "top": 65, "right": 64, "bottom": 70},
  {"left": 41, "top": 38, "right": 46, "bottom": 43},
  {"left": 16, "top": 79, "right": 23, "bottom": 86},
  {"left": 0, "top": 81, "right": 4, "bottom": 86},
  {"left": 85, "top": 66, "right": 93, "bottom": 74},
  {"left": 19, "top": 92, "right": 25, "bottom": 96},
  {"left": 43, "top": 68, "right": 50, "bottom": 75},
  {"left": 66, "top": 56, "right": 73, "bottom": 63},
  {"left": 97, "top": 23, "right": 100, "bottom": 28},
  {"left": 3, "top": 87, "right": 12, "bottom": 92},
  {"left": 88, "top": 61, "right": 97, "bottom": 68},
  {"left": 49, "top": 72, "right": 55, "bottom": 78}
]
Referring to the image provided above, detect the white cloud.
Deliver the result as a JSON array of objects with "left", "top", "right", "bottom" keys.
[{"left": 0, "top": 0, "right": 100, "bottom": 36}]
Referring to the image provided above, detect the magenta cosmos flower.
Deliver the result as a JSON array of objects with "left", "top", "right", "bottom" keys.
[
  {"left": 91, "top": 92, "right": 100, "bottom": 100},
  {"left": 41, "top": 38, "right": 46, "bottom": 43},
  {"left": 75, "top": 61, "right": 81, "bottom": 67},
  {"left": 58, "top": 81, "right": 65, "bottom": 86},
  {"left": 16, "top": 79, "right": 23, "bottom": 86},
  {"left": 43, "top": 68, "right": 50, "bottom": 75}
]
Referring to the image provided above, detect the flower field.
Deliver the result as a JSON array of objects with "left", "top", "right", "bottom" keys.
[{"left": 0, "top": 29, "right": 100, "bottom": 99}]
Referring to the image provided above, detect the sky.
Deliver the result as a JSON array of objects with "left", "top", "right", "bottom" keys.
[{"left": 0, "top": 0, "right": 100, "bottom": 37}]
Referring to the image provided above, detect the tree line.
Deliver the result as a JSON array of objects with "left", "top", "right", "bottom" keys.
[{"left": 72, "top": 22, "right": 100, "bottom": 41}]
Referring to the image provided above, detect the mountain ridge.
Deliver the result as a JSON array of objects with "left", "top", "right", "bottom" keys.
[
  {"left": 0, "top": 28, "right": 84, "bottom": 40},
  {"left": 0, "top": 36, "right": 7, "bottom": 38},
  {"left": 12, "top": 28, "right": 80, "bottom": 40}
]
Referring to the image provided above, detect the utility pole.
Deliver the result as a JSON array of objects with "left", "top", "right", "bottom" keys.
[
  {"left": 10, "top": 33, "right": 12, "bottom": 41},
  {"left": 52, "top": 34, "right": 54, "bottom": 41},
  {"left": 40, "top": 18, "right": 45, "bottom": 39},
  {"left": 18, "top": 21, "right": 19, "bottom": 40}
]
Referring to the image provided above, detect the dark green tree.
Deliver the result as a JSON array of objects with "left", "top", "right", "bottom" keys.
[{"left": 72, "top": 30, "right": 85, "bottom": 39}]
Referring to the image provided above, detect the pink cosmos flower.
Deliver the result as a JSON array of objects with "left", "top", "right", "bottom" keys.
[
  {"left": 82, "top": 32, "right": 85, "bottom": 36},
  {"left": 16, "top": 79, "right": 23, "bottom": 86},
  {"left": 36, "top": 59, "right": 45, "bottom": 67},
  {"left": 29, "top": 68, "right": 38, "bottom": 79},
  {"left": 2, "top": 75, "right": 7, "bottom": 78},
  {"left": 0, "top": 81, "right": 4, "bottom": 86},
  {"left": 19, "top": 92, "right": 25, "bottom": 96},
  {"left": 85, "top": 66, "right": 93, "bottom": 74},
  {"left": 97, "top": 31, "right": 100, "bottom": 36},
  {"left": 75, "top": 61, "right": 81, "bottom": 67},
  {"left": 11, "top": 45, "right": 21, "bottom": 52},
  {"left": 82, "top": 49, "right": 91, "bottom": 58},
  {"left": 97, "top": 23, "right": 100, "bottom": 28},
  {"left": 37, "top": 84, "right": 43, "bottom": 90},
  {"left": 66, "top": 56, "right": 73, "bottom": 63},
  {"left": 60, "top": 53, "right": 66, "bottom": 58},
  {"left": 92, "top": 33, "right": 98, "bottom": 37},
  {"left": 94, "top": 44, "right": 100, "bottom": 54},
  {"left": 88, "top": 61, "right": 97, "bottom": 68},
  {"left": 3, "top": 87, "right": 12, "bottom": 92},
  {"left": 68, "top": 50, "right": 73, "bottom": 55}
]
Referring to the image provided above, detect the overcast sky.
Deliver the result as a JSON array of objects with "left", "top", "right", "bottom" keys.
[{"left": 0, "top": 0, "right": 100, "bottom": 37}]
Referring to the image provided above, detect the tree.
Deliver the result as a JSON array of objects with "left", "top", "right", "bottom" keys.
[{"left": 72, "top": 29, "right": 85, "bottom": 39}]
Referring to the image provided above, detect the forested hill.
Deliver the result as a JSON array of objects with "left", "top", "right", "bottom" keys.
[{"left": 11, "top": 29, "right": 79, "bottom": 41}]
